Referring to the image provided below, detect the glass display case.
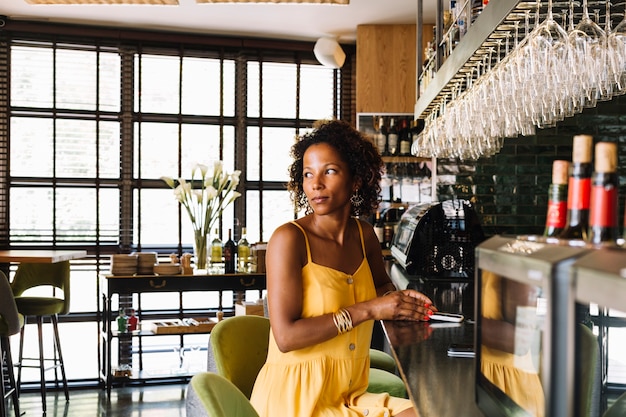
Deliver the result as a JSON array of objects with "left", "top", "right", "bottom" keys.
[
  {"left": 474, "top": 235, "right": 591, "bottom": 417},
  {"left": 572, "top": 248, "right": 626, "bottom": 415}
]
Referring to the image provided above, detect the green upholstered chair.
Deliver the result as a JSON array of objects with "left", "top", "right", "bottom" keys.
[
  {"left": 368, "top": 368, "right": 407, "bottom": 398},
  {"left": 369, "top": 348, "right": 398, "bottom": 374},
  {"left": 186, "top": 372, "right": 260, "bottom": 417},
  {"left": 578, "top": 323, "right": 626, "bottom": 417},
  {"left": 209, "top": 315, "right": 408, "bottom": 400},
  {"left": 603, "top": 392, "right": 626, "bottom": 417},
  {"left": 578, "top": 323, "right": 599, "bottom": 417},
  {"left": 0, "top": 271, "right": 23, "bottom": 417},
  {"left": 209, "top": 315, "right": 270, "bottom": 399},
  {"left": 11, "top": 261, "right": 71, "bottom": 412}
]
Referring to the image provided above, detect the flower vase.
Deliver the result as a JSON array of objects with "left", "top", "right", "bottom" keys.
[{"left": 193, "top": 230, "right": 209, "bottom": 272}]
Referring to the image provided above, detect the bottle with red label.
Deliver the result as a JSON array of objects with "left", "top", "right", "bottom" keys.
[
  {"left": 588, "top": 142, "right": 620, "bottom": 245},
  {"left": 559, "top": 135, "right": 593, "bottom": 241},
  {"left": 543, "top": 160, "right": 569, "bottom": 238}
]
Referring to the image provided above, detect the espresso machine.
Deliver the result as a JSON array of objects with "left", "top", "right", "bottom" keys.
[{"left": 389, "top": 199, "right": 486, "bottom": 319}]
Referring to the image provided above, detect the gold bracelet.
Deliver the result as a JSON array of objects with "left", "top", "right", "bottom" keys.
[
  {"left": 332, "top": 308, "right": 353, "bottom": 335},
  {"left": 383, "top": 290, "right": 396, "bottom": 296}
]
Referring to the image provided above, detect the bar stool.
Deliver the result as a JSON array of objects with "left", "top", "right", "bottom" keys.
[
  {"left": 0, "top": 270, "right": 23, "bottom": 417},
  {"left": 11, "top": 262, "right": 71, "bottom": 412}
]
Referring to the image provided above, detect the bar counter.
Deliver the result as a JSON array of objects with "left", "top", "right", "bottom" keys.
[{"left": 382, "top": 320, "right": 483, "bottom": 417}]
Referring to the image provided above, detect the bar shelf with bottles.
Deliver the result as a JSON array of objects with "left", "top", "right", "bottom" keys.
[
  {"left": 419, "top": 0, "right": 488, "bottom": 96},
  {"left": 357, "top": 113, "right": 437, "bottom": 252},
  {"left": 357, "top": 113, "right": 436, "bottom": 206}
]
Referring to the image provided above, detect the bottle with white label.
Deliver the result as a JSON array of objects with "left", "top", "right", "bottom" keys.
[{"left": 387, "top": 118, "right": 398, "bottom": 156}]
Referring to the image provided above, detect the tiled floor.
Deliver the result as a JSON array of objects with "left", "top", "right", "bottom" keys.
[{"left": 7, "top": 383, "right": 188, "bottom": 417}]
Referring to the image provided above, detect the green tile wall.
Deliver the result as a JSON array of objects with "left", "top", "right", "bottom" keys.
[{"left": 436, "top": 96, "right": 626, "bottom": 238}]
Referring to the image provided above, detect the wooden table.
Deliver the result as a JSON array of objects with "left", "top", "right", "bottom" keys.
[
  {"left": 0, "top": 249, "right": 87, "bottom": 264},
  {"left": 99, "top": 272, "right": 266, "bottom": 395},
  {"left": 382, "top": 320, "right": 483, "bottom": 417}
]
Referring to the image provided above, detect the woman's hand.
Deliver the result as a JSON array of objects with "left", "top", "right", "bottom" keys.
[{"left": 369, "top": 289, "right": 437, "bottom": 322}]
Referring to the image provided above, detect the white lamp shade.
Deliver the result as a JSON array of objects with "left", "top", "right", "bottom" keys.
[{"left": 313, "top": 37, "right": 346, "bottom": 69}]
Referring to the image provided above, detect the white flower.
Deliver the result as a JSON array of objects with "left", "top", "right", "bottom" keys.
[
  {"left": 162, "top": 161, "right": 241, "bottom": 236},
  {"left": 205, "top": 186, "right": 218, "bottom": 200},
  {"left": 230, "top": 171, "right": 241, "bottom": 187}
]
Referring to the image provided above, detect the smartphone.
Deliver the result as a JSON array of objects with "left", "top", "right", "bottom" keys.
[
  {"left": 447, "top": 343, "right": 475, "bottom": 358},
  {"left": 430, "top": 312, "right": 465, "bottom": 323}
]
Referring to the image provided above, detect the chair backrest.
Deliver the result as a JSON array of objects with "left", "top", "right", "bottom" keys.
[
  {"left": 578, "top": 323, "right": 600, "bottom": 417},
  {"left": 11, "top": 261, "right": 71, "bottom": 315},
  {"left": 186, "top": 372, "right": 260, "bottom": 417},
  {"left": 0, "top": 270, "right": 22, "bottom": 336},
  {"left": 209, "top": 315, "right": 270, "bottom": 399},
  {"left": 602, "top": 392, "right": 626, "bottom": 417}
]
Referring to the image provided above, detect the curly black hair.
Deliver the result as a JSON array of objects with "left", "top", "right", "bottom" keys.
[{"left": 287, "top": 119, "right": 383, "bottom": 217}]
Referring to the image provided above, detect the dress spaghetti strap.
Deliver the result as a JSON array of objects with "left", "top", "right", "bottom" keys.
[
  {"left": 291, "top": 219, "right": 367, "bottom": 264},
  {"left": 290, "top": 221, "right": 312, "bottom": 263},
  {"left": 354, "top": 218, "right": 368, "bottom": 260}
]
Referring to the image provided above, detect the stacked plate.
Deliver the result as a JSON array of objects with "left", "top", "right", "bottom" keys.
[
  {"left": 110, "top": 254, "right": 138, "bottom": 276},
  {"left": 135, "top": 252, "right": 157, "bottom": 275},
  {"left": 153, "top": 263, "right": 181, "bottom": 275}
]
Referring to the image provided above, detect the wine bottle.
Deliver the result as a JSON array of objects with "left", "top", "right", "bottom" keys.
[
  {"left": 387, "top": 118, "right": 399, "bottom": 156},
  {"left": 373, "top": 211, "right": 385, "bottom": 248},
  {"left": 223, "top": 228, "right": 236, "bottom": 273},
  {"left": 237, "top": 227, "right": 251, "bottom": 272},
  {"left": 382, "top": 209, "right": 396, "bottom": 249},
  {"left": 543, "top": 160, "right": 569, "bottom": 238},
  {"left": 623, "top": 204, "right": 626, "bottom": 242},
  {"left": 127, "top": 308, "right": 138, "bottom": 332},
  {"left": 399, "top": 118, "right": 412, "bottom": 156},
  {"left": 116, "top": 308, "right": 128, "bottom": 333},
  {"left": 210, "top": 228, "right": 223, "bottom": 264},
  {"left": 588, "top": 142, "right": 620, "bottom": 245},
  {"left": 375, "top": 117, "right": 387, "bottom": 156},
  {"left": 559, "top": 135, "right": 593, "bottom": 241}
]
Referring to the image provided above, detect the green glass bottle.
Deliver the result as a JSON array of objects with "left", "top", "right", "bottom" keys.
[
  {"left": 210, "top": 228, "right": 223, "bottom": 264},
  {"left": 543, "top": 160, "right": 569, "bottom": 238},
  {"left": 237, "top": 227, "right": 251, "bottom": 272}
]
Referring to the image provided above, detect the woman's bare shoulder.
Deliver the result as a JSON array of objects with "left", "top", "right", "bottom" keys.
[
  {"left": 267, "top": 221, "right": 307, "bottom": 251},
  {"left": 267, "top": 221, "right": 308, "bottom": 268}
]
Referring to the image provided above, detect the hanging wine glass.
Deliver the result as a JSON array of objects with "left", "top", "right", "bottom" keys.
[
  {"left": 568, "top": 0, "right": 607, "bottom": 108},
  {"left": 609, "top": 0, "right": 626, "bottom": 95},
  {"left": 595, "top": 7, "right": 613, "bottom": 100},
  {"left": 527, "top": 0, "right": 570, "bottom": 127}
]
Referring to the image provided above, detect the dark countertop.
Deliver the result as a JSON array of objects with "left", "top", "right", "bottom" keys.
[{"left": 382, "top": 320, "right": 484, "bottom": 417}]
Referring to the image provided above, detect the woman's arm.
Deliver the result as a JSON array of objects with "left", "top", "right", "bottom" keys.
[
  {"left": 266, "top": 223, "right": 347, "bottom": 352},
  {"left": 267, "top": 221, "right": 435, "bottom": 353}
]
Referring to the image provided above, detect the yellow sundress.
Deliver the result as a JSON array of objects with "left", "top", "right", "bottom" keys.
[{"left": 250, "top": 219, "right": 414, "bottom": 417}]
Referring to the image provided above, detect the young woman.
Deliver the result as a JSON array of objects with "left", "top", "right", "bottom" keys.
[{"left": 250, "top": 120, "right": 435, "bottom": 417}]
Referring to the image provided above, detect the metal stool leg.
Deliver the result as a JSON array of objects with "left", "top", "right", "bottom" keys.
[
  {"left": 15, "top": 323, "right": 25, "bottom": 398},
  {"left": 36, "top": 316, "right": 46, "bottom": 413},
  {"left": 1, "top": 338, "right": 6, "bottom": 417},
  {"left": 1, "top": 336, "right": 20, "bottom": 417},
  {"left": 51, "top": 315, "right": 68, "bottom": 402}
]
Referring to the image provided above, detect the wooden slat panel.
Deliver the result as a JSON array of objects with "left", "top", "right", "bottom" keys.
[{"left": 356, "top": 25, "right": 416, "bottom": 114}]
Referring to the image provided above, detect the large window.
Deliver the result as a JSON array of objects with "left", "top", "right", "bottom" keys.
[
  {"left": 6, "top": 39, "right": 343, "bottom": 249},
  {"left": 0, "top": 25, "right": 351, "bottom": 384}
]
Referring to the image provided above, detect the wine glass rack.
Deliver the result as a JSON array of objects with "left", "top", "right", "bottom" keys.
[{"left": 416, "top": 0, "right": 625, "bottom": 121}]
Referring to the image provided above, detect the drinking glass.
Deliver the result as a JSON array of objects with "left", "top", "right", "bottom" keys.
[
  {"left": 568, "top": 0, "right": 607, "bottom": 108},
  {"left": 608, "top": 0, "right": 626, "bottom": 95}
]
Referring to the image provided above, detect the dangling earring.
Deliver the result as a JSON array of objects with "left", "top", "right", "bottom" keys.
[{"left": 350, "top": 190, "right": 364, "bottom": 207}]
